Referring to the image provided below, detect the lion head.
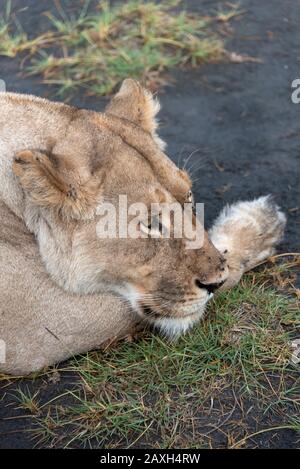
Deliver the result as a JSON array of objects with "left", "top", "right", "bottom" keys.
[{"left": 12, "top": 79, "right": 228, "bottom": 336}]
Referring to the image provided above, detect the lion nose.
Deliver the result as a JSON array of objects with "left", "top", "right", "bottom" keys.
[{"left": 194, "top": 279, "right": 225, "bottom": 294}]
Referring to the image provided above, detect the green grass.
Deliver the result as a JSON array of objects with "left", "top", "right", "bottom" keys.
[
  {"left": 14, "top": 259, "right": 299, "bottom": 449},
  {"left": 0, "top": 1, "right": 54, "bottom": 58},
  {"left": 0, "top": 0, "right": 241, "bottom": 98},
  {"left": 13, "top": 386, "right": 41, "bottom": 415}
]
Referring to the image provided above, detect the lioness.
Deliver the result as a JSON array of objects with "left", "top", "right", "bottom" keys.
[{"left": 0, "top": 80, "right": 286, "bottom": 375}]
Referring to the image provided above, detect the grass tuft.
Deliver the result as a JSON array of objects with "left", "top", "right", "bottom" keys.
[{"left": 13, "top": 386, "right": 41, "bottom": 415}]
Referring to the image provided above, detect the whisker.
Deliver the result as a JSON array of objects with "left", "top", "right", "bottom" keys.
[
  {"left": 187, "top": 160, "right": 207, "bottom": 176},
  {"left": 183, "top": 147, "right": 202, "bottom": 171},
  {"left": 190, "top": 177, "right": 202, "bottom": 185},
  {"left": 177, "top": 144, "right": 187, "bottom": 169}
]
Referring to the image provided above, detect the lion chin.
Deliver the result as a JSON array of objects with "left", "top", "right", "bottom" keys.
[
  {"left": 154, "top": 311, "right": 206, "bottom": 339},
  {"left": 151, "top": 296, "right": 212, "bottom": 339}
]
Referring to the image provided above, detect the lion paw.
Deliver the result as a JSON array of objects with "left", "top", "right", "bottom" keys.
[{"left": 209, "top": 195, "right": 286, "bottom": 289}]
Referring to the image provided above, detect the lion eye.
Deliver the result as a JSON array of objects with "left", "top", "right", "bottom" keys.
[
  {"left": 185, "top": 190, "right": 196, "bottom": 215},
  {"left": 148, "top": 221, "right": 163, "bottom": 233},
  {"left": 140, "top": 216, "right": 164, "bottom": 237}
]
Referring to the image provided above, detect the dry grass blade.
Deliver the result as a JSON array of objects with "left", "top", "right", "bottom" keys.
[
  {"left": 0, "top": 0, "right": 236, "bottom": 97},
  {"left": 4, "top": 263, "right": 297, "bottom": 449}
]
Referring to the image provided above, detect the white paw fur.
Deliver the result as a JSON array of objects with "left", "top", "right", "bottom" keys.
[{"left": 209, "top": 195, "right": 286, "bottom": 290}]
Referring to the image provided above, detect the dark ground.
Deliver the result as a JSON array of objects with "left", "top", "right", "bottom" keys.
[{"left": 0, "top": 0, "right": 299, "bottom": 449}]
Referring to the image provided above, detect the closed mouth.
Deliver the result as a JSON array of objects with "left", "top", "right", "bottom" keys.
[
  {"left": 196, "top": 279, "right": 225, "bottom": 294},
  {"left": 141, "top": 299, "right": 208, "bottom": 320}
]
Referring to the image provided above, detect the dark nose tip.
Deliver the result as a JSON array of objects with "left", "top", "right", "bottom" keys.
[{"left": 195, "top": 279, "right": 225, "bottom": 294}]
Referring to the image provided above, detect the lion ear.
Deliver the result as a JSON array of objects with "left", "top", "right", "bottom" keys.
[
  {"left": 105, "top": 79, "right": 166, "bottom": 150},
  {"left": 13, "top": 150, "right": 101, "bottom": 220}
]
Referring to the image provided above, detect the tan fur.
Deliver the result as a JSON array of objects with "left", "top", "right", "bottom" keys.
[
  {"left": 0, "top": 81, "right": 286, "bottom": 375},
  {"left": 13, "top": 149, "right": 103, "bottom": 220},
  {"left": 0, "top": 199, "right": 137, "bottom": 375},
  {"left": 0, "top": 194, "right": 285, "bottom": 375},
  {"left": 0, "top": 80, "right": 229, "bottom": 376},
  {"left": 105, "top": 78, "right": 165, "bottom": 150}
]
